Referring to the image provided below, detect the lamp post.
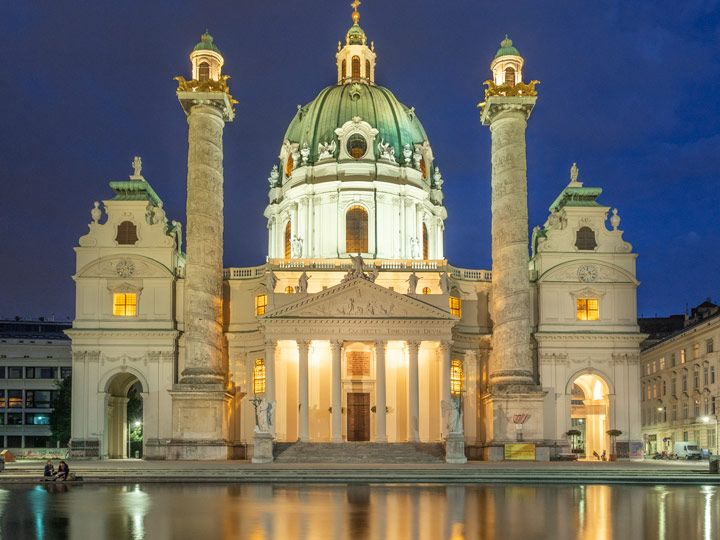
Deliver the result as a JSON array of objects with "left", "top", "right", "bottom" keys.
[{"left": 702, "top": 416, "right": 719, "bottom": 456}]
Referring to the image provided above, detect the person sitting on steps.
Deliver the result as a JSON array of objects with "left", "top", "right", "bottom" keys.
[
  {"left": 43, "top": 460, "right": 54, "bottom": 479},
  {"left": 54, "top": 460, "right": 70, "bottom": 481}
]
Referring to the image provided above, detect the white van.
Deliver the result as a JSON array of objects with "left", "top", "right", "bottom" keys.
[{"left": 674, "top": 441, "right": 702, "bottom": 459}]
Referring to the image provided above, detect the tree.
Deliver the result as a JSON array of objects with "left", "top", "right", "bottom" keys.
[{"left": 49, "top": 375, "right": 72, "bottom": 445}]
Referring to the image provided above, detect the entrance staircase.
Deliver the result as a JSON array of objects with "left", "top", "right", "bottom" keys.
[{"left": 273, "top": 442, "right": 445, "bottom": 463}]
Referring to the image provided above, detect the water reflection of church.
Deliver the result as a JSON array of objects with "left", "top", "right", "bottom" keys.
[{"left": 66, "top": 7, "right": 643, "bottom": 461}]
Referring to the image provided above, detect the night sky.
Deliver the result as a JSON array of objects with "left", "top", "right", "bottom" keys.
[{"left": 2, "top": 1, "right": 719, "bottom": 321}]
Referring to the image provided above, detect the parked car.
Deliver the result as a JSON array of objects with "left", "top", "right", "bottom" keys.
[{"left": 673, "top": 442, "right": 702, "bottom": 460}]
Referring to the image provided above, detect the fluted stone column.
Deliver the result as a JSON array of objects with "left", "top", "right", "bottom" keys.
[
  {"left": 330, "top": 340, "right": 343, "bottom": 442},
  {"left": 297, "top": 340, "right": 311, "bottom": 442},
  {"left": 182, "top": 103, "right": 226, "bottom": 384},
  {"left": 169, "top": 81, "right": 235, "bottom": 460},
  {"left": 480, "top": 92, "right": 548, "bottom": 459},
  {"left": 407, "top": 341, "right": 420, "bottom": 442},
  {"left": 375, "top": 340, "right": 387, "bottom": 442},
  {"left": 481, "top": 96, "right": 537, "bottom": 390}
]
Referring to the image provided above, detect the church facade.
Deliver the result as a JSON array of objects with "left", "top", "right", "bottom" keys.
[{"left": 66, "top": 9, "right": 644, "bottom": 461}]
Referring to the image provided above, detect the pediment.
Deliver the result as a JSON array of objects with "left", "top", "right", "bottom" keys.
[
  {"left": 262, "top": 278, "right": 456, "bottom": 320},
  {"left": 540, "top": 260, "right": 638, "bottom": 285}
]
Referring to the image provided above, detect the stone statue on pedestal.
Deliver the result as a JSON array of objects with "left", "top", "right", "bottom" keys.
[
  {"left": 297, "top": 271, "right": 310, "bottom": 293},
  {"left": 406, "top": 271, "right": 419, "bottom": 294}
]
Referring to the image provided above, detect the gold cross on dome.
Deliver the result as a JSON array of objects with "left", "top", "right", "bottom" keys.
[{"left": 351, "top": 0, "right": 361, "bottom": 12}]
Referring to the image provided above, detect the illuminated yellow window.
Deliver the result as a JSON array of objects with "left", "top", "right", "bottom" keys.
[
  {"left": 422, "top": 287, "right": 431, "bottom": 295},
  {"left": 284, "top": 222, "right": 291, "bottom": 259},
  {"left": 346, "top": 206, "right": 368, "bottom": 253},
  {"left": 449, "top": 296, "right": 462, "bottom": 317},
  {"left": 285, "top": 286, "right": 294, "bottom": 294},
  {"left": 113, "top": 293, "right": 137, "bottom": 316},
  {"left": 576, "top": 298, "right": 599, "bottom": 321},
  {"left": 253, "top": 358, "right": 266, "bottom": 394},
  {"left": 451, "top": 359, "right": 464, "bottom": 395},
  {"left": 255, "top": 294, "right": 267, "bottom": 316}
]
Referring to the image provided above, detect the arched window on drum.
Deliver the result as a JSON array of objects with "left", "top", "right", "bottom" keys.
[
  {"left": 422, "top": 223, "right": 429, "bottom": 260},
  {"left": 504, "top": 67, "right": 516, "bottom": 86},
  {"left": 284, "top": 222, "right": 292, "bottom": 259},
  {"left": 346, "top": 206, "right": 368, "bottom": 254}
]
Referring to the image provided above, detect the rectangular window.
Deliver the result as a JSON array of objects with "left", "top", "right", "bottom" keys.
[
  {"left": 659, "top": 357, "right": 665, "bottom": 370},
  {"left": 705, "top": 400, "right": 710, "bottom": 416},
  {"left": 61, "top": 367, "right": 72, "bottom": 379},
  {"left": 652, "top": 361, "right": 657, "bottom": 373},
  {"left": 671, "top": 378, "right": 676, "bottom": 395},
  {"left": 713, "top": 397, "right": 717, "bottom": 415},
  {"left": 25, "top": 413, "right": 50, "bottom": 425},
  {"left": 653, "top": 384, "right": 657, "bottom": 398},
  {"left": 451, "top": 359, "right": 464, "bottom": 395},
  {"left": 27, "top": 436, "right": 51, "bottom": 448},
  {"left": 672, "top": 404, "right": 677, "bottom": 421},
  {"left": 0, "top": 389, "right": 4, "bottom": 408},
  {"left": 255, "top": 294, "right": 267, "bottom": 316},
  {"left": 25, "top": 390, "right": 52, "bottom": 408},
  {"left": 694, "top": 371, "right": 699, "bottom": 388},
  {"left": 252, "top": 358, "right": 266, "bottom": 394},
  {"left": 25, "top": 367, "right": 35, "bottom": 379},
  {"left": 682, "top": 402, "right": 688, "bottom": 419},
  {"left": 449, "top": 296, "right": 462, "bottom": 318},
  {"left": 681, "top": 349, "right": 686, "bottom": 364},
  {"left": 662, "top": 380, "right": 666, "bottom": 396},
  {"left": 693, "top": 344, "right": 700, "bottom": 360},
  {"left": 7, "top": 413, "right": 23, "bottom": 425},
  {"left": 682, "top": 375, "right": 688, "bottom": 392},
  {"left": 8, "top": 367, "right": 23, "bottom": 379},
  {"left": 113, "top": 293, "right": 137, "bottom": 316},
  {"left": 705, "top": 367, "right": 709, "bottom": 386},
  {"left": 712, "top": 366, "right": 716, "bottom": 385},
  {"left": 6, "top": 435, "right": 21, "bottom": 447},
  {"left": 708, "top": 340, "right": 715, "bottom": 354},
  {"left": 0, "top": 366, "right": 5, "bottom": 378},
  {"left": 0, "top": 413, "right": 4, "bottom": 425},
  {"left": 694, "top": 400, "right": 700, "bottom": 417},
  {"left": 670, "top": 353, "right": 676, "bottom": 367},
  {"left": 576, "top": 298, "right": 599, "bottom": 321},
  {"left": 8, "top": 390, "right": 22, "bottom": 408}
]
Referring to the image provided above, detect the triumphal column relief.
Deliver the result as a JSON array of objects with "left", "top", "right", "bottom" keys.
[
  {"left": 168, "top": 31, "right": 237, "bottom": 459},
  {"left": 480, "top": 37, "right": 548, "bottom": 460}
]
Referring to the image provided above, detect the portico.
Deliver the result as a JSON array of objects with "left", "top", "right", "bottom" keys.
[{"left": 258, "top": 277, "right": 457, "bottom": 443}]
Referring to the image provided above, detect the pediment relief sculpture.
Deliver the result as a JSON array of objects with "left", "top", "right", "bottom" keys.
[{"left": 78, "top": 256, "right": 173, "bottom": 279}]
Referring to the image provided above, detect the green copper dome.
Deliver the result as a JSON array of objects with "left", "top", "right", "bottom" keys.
[
  {"left": 346, "top": 23, "right": 366, "bottom": 45},
  {"left": 283, "top": 83, "right": 429, "bottom": 164},
  {"left": 494, "top": 35, "right": 520, "bottom": 59},
  {"left": 193, "top": 30, "right": 221, "bottom": 54}
]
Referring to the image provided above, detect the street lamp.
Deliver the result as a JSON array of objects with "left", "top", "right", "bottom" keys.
[{"left": 702, "top": 416, "right": 719, "bottom": 456}]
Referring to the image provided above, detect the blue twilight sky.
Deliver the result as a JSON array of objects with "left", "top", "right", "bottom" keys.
[{"left": 1, "top": 0, "right": 719, "bottom": 320}]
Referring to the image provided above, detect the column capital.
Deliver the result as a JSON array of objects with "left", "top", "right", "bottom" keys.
[
  {"left": 374, "top": 340, "right": 388, "bottom": 350},
  {"left": 438, "top": 340, "right": 453, "bottom": 352},
  {"left": 264, "top": 339, "right": 277, "bottom": 350},
  {"left": 405, "top": 341, "right": 421, "bottom": 354},
  {"left": 481, "top": 96, "right": 537, "bottom": 126},
  {"left": 296, "top": 340, "right": 312, "bottom": 351},
  {"left": 329, "top": 339, "right": 344, "bottom": 351}
]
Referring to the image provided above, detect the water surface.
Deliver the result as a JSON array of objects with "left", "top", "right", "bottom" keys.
[{"left": 0, "top": 483, "right": 716, "bottom": 540}]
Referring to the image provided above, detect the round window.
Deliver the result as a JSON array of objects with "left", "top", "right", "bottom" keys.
[{"left": 346, "top": 134, "right": 367, "bottom": 159}]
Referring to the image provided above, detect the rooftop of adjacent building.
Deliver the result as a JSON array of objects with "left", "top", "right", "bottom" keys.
[
  {"left": 639, "top": 299, "right": 719, "bottom": 350},
  {"left": 0, "top": 319, "right": 72, "bottom": 341}
]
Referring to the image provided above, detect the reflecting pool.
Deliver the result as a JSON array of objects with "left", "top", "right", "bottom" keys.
[{"left": 0, "top": 483, "right": 717, "bottom": 540}]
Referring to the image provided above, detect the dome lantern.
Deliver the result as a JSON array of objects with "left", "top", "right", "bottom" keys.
[
  {"left": 490, "top": 35, "right": 524, "bottom": 87},
  {"left": 336, "top": 1, "right": 376, "bottom": 85},
  {"left": 190, "top": 29, "right": 224, "bottom": 82}
]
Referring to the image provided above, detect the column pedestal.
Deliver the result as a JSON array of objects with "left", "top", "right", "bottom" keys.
[
  {"left": 445, "top": 432, "right": 468, "bottom": 464},
  {"left": 252, "top": 432, "right": 274, "bottom": 464},
  {"left": 167, "top": 384, "right": 233, "bottom": 460},
  {"left": 480, "top": 391, "right": 549, "bottom": 461}
]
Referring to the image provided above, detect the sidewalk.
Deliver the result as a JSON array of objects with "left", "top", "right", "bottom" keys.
[{"left": 1, "top": 458, "right": 717, "bottom": 486}]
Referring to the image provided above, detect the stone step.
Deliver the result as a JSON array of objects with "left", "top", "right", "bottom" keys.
[{"left": 273, "top": 442, "right": 445, "bottom": 463}]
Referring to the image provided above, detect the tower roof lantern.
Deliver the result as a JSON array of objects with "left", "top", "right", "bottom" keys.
[
  {"left": 336, "top": 0, "right": 376, "bottom": 84},
  {"left": 193, "top": 29, "right": 221, "bottom": 54},
  {"left": 494, "top": 35, "right": 521, "bottom": 59}
]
